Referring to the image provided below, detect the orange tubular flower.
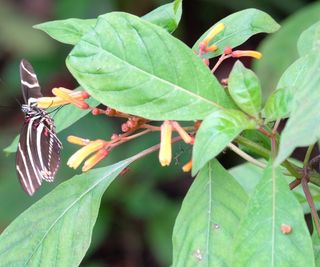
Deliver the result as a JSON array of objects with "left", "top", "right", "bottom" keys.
[
  {"left": 159, "top": 120, "right": 172, "bottom": 166},
  {"left": 67, "top": 135, "right": 90, "bottom": 146},
  {"left": 199, "top": 22, "right": 225, "bottom": 51},
  {"left": 67, "top": 139, "right": 106, "bottom": 169},
  {"left": 82, "top": 149, "right": 109, "bottom": 172},
  {"left": 182, "top": 160, "right": 192, "bottom": 172},
  {"left": 171, "top": 121, "right": 194, "bottom": 144},
  {"left": 231, "top": 50, "right": 262, "bottom": 60},
  {"left": 36, "top": 87, "right": 90, "bottom": 109}
]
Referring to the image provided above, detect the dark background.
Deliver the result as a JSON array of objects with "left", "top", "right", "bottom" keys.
[{"left": 0, "top": 0, "right": 317, "bottom": 266}]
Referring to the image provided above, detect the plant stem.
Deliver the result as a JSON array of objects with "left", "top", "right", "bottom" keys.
[
  {"left": 303, "top": 144, "right": 315, "bottom": 167},
  {"left": 211, "top": 54, "right": 231, "bottom": 73},
  {"left": 235, "top": 135, "right": 270, "bottom": 159},
  {"left": 236, "top": 135, "right": 301, "bottom": 178},
  {"left": 228, "top": 143, "right": 266, "bottom": 168},
  {"left": 281, "top": 160, "right": 301, "bottom": 178}
]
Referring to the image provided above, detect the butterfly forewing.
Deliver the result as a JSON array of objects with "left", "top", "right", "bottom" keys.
[
  {"left": 16, "top": 59, "right": 62, "bottom": 196},
  {"left": 20, "top": 59, "right": 42, "bottom": 102}
]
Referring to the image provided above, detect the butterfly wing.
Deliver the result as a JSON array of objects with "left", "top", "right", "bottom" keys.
[
  {"left": 16, "top": 118, "right": 43, "bottom": 196},
  {"left": 20, "top": 59, "right": 42, "bottom": 103},
  {"left": 36, "top": 113, "right": 62, "bottom": 182},
  {"left": 16, "top": 112, "right": 62, "bottom": 195}
]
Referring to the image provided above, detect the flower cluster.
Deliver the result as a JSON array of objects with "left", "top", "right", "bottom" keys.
[{"left": 36, "top": 87, "right": 90, "bottom": 109}]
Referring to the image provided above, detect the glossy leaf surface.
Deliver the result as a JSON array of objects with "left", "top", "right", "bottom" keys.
[
  {"left": 192, "top": 109, "right": 256, "bottom": 174},
  {"left": 228, "top": 61, "right": 262, "bottom": 116},
  {"left": 67, "top": 12, "right": 233, "bottom": 120}
]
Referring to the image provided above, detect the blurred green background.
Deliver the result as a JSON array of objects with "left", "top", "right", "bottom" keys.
[{"left": 0, "top": 0, "right": 318, "bottom": 266}]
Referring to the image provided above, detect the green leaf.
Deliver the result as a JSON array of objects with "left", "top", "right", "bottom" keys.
[
  {"left": 3, "top": 135, "right": 19, "bottom": 154},
  {"left": 3, "top": 92, "right": 98, "bottom": 154},
  {"left": 262, "top": 53, "right": 317, "bottom": 121},
  {"left": 193, "top": 8, "right": 280, "bottom": 58},
  {"left": 262, "top": 87, "right": 291, "bottom": 122},
  {"left": 67, "top": 12, "right": 233, "bottom": 121},
  {"left": 312, "top": 230, "right": 320, "bottom": 266},
  {"left": 228, "top": 61, "right": 262, "bottom": 116},
  {"left": 192, "top": 109, "right": 256, "bottom": 175},
  {"left": 275, "top": 56, "right": 320, "bottom": 165},
  {"left": 34, "top": 18, "right": 96, "bottom": 45},
  {"left": 297, "top": 21, "right": 320, "bottom": 56},
  {"left": 0, "top": 158, "right": 134, "bottom": 266},
  {"left": 34, "top": 0, "right": 183, "bottom": 45},
  {"left": 142, "top": 0, "right": 182, "bottom": 33},
  {"left": 172, "top": 159, "right": 248, "bottom": 267},
  {"left": 254, "top": 2, "right": 320, "bottom": 100},
  {"left": 230, "top": 161, "right": 320, "bottom": 214},
  {"left": 232, "top": 161, "right": 315, "bottom": 267}
]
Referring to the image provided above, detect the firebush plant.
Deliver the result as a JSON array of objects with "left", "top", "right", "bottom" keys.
[{"left": 1, "top": 0, "right": 320, "bottom": 266}]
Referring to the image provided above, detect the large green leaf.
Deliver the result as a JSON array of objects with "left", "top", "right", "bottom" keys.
[
  {"left": 228, "top": 61, "right": 262, "bottom": 117},
  {"left": 297, "top": 21, "right": 320, "bottom": 56},
  {"left": 262, "top": 53, "right": 317, "bottom": 122},
  {"left": 67, "top": 12, "right": 233, "bottom": 121},
  {"left": 275, "top": 56, "right": 320, "bottom": 165},
  {"left": 0, "top": 157, "right": 134, "bottom": 266},
  {"left": 35, "top": 0, "right": 183, "bottom": 45},
  {"left": 193, "top": 8, "right": 279, "bottom": 58},
  {"left": 192, "top": 109, "right": 256, "bottom": 175},
  {"left": 3, "top": 94, "right": 98, "bottom": 154},
  {"left": 172, "top": 160, "right": 248, "bottom": 267},
  {"left": 232, "top": 162, "right": 314, "bottom": 267},
  {"left": 254, "top": 2, "right": 320, "bottom": 100}
]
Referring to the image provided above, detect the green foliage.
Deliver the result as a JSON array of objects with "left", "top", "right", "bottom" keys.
[
  {"left": 192, "top": 109, "right": 256, "bottom": 174},
  {"left": 262, "top": 53, "right": 317, "bottom": 122},
  {"left": 0, "top": 158, "right": 133, "bottom": 266},
  {"left": 34, "top": 0, "right": 182, "bottom": 45},
  {"left": 297, "top": 21, "right": 320, "bottom": 56},
  {"left": 34, "top": 19, "right": 96, "bottom": 45},
  {"left": 66, "top": 12, "right": 233, "bottom": 120},
  {"left": 254, "top": 1, "right": 320, "bottom": 99},
  {"left": 233, "top": 162, "right": 314, "bottom": 266},
  {"left": 228, "top": 60, "right": 262, "bottom": 117},
  {"left": 193, "top": 8, "right": 280, "bottom": 58},
  {"left": 2, "top": 1, "right": 320, "bottom": 266},
  {"left": 275, "top": 56, "right": 320, "bottom": 165},
  {"left": 172, "top": 160, "right": 248, "bottom": 266}
]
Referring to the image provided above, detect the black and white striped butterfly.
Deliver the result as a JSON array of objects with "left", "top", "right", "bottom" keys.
[{"left": 16, "top": 59, "right": 62, "bottom": 196}]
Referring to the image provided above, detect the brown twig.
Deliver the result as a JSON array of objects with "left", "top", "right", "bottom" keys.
[{"left": 301, "top": 171, "right": 320, "bottom": 235}]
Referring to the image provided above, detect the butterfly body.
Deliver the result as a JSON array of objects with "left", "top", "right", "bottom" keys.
[{"left": 16, "top": 59, "right": 62, "bottom": 196}]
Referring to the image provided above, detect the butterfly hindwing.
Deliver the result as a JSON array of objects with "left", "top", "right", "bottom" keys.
[{"left": 16, "top": 119, "right": 42, "bottom": 196}]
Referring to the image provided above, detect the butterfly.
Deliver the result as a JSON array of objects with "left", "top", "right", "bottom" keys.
[{"left": 16, "top": 59, "right": 62, "bottom": 196}]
